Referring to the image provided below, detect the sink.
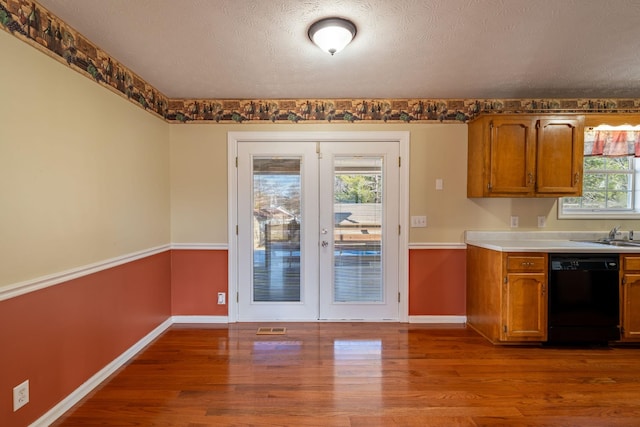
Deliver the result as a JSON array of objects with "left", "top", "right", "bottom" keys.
[
  {"left": 606, "top": 240, "right": 640, "bottom": 247},
  {"left": 577, "top": 239, "right": 640, "bottom": 247}
]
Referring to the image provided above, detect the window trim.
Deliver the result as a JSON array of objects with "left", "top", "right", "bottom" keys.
[{"left": 559, "top": 155, "right": 640, "bottom": 219}]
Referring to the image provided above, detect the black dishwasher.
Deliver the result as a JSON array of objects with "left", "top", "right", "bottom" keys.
[{"left": 548, "top": 254, "right": 620, "bottom": 344}]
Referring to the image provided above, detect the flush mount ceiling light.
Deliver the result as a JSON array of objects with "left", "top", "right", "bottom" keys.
[{"left": 308, "top": 17, "right": 357, "bottom": 56}]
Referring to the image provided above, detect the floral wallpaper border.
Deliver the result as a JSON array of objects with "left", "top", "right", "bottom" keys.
[{"left": 3, "top": 0, "right": 640, "bottom": 124}]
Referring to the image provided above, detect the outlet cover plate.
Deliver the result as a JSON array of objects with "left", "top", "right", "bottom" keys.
[
  {"left": 537, "top": 216, "right": 546, "bottom": 228},
  {"left": 13, "top": 380, "right": 29, "bottom": 412}
]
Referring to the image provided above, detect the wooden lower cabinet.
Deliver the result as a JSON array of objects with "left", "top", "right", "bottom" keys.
[
  {"left": 467, "top": 245, "right": 547, "bottom": 344},
  {"left": 621, "top": 255, "right": 640, "bottom": 342},
  {"left": 503, "top": 269, "right": 547, "bottom": 341}
]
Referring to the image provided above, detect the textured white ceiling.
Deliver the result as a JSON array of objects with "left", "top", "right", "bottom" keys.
[{"left": 36, "top": 0, "right": 640, "bottom": 100}]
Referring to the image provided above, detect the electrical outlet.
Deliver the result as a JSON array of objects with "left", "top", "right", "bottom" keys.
[
  {"left": 13, "top": 380, "right": 29, "bottom": 412},
  {"left": 217, "top": 292, "right": 226, "bottom": 305},
  {"left": 510, "top": 216, "right": 519, "bottom": 228},
  {"left": 410, "top": 216, "right": 427, "bottom": 228},
  {"left": 435, "top": 178, "right": 443, "bottom": 190},
  {"left": 537, "top": 216, "right": 546, "bottom": 228}
]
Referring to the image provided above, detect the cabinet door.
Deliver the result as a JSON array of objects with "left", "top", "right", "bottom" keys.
[
  {"left": 502, "top": 273, "right": 547, "bottom": 341},
  {"left": 535, "top": 117, "right": 584, "bottom": 195},
  {"left": 622, "top": 273, "right": 640, "bottom": 341},
  {"left": 488, "top": 117, "right": 536, "bottom": 195}
]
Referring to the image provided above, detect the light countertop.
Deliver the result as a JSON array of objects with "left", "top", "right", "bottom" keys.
[{"left": 464, "top": 231, "right": 640, "bottom": 253}]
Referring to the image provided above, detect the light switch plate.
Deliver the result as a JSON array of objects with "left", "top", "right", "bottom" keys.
[{"left": 410, "top": 216, "right": 427, "bottom": 228}]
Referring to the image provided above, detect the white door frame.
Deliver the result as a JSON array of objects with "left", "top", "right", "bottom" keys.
[{"left": 227, "top": 131, "right": 410, "bottom": 322}]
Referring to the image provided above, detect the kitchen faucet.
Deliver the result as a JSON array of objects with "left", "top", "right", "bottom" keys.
[{"left": 608, "top": 225, "right": 621, "bottom": 240}]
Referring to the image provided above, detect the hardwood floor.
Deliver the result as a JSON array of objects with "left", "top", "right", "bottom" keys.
[{"left": 52, "top": 323, "right": 640, "bottom": 426}]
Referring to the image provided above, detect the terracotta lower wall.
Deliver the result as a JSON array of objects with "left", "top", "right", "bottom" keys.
[
  {"left": 168, "top": 248, "right": 466, "bottom": 317},
  {"left": 171, "top": 249, "right": 228, "bottom": 316},
  {"left": 408, "top": 248, "right": 467, "bottom": 316},
  {"left": 0, "top": 247, "right": 466, "bottom": 426},
  {"left": 0, "top": 251, "right": 172, "bottom": 427}
]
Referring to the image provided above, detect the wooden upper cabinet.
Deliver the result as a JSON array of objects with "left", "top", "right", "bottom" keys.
[
  {"left": 535, "top": 117, "right": 584, "bottom": 194},
  {"left": 467, "top": 114, "right": 585, "bottom": 197},
  {"left": 489, "top": 117, "right": 535, "bottom": 195}
]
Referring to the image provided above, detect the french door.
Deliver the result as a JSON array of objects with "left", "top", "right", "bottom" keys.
[{"left": 234, "top": 136, "right": 402, "bottom": 321}]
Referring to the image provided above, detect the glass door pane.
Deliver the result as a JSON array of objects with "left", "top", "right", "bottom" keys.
[
  {"left": 237, "top": 139, "right": 398, "bottom": 321},
  {"left": 333, "top": 157, "right": 383, "bottom": 302},
  {"left": 252, "top": 158, "right": 301, "bottom": 302},
  {"left": 237, "top": 141, "right": 319, "bottom": 321},
  {"left": 319, "top": 141, "right": 399, "bottom": 321}
]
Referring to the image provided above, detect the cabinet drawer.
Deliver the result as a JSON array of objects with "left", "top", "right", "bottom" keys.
[
  {"left": 623, "top": 256, "right": 640, "bottom": 272},
  {"left": 506, "top": 256, "right": 546, "bottom": 272}
]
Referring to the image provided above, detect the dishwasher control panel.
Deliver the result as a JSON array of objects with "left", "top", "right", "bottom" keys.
[{"left": 550, "top": 257, "right": 618, "bottom": 271}]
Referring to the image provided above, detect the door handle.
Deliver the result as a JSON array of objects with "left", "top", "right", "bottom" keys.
[{"left": 321, "top": 241, "right": 329, "bottom": 248}]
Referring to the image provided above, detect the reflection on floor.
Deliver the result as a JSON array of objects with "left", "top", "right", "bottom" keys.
[{"left": 52, "top": 323, "right": 640, "bottom": 427}]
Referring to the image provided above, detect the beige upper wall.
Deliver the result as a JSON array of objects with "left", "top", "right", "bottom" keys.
[
  {"left": 0, "top": 31, "right": 170, "bottom": 288},
  {"left": 170, "top": 122, "right": 638, "bottom": 244},
  {"left": 170, "top": 124, "right": 230, "bottom": 243},
  {"left": 3, "top": 24, "right": 636, "bottom": 290}
]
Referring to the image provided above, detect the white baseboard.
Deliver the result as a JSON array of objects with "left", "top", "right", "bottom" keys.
[
  {"left": 30, "top": 318, "right": 173, "bottom": 427},
  {"left": 172, "top": 315, "right": 229, "bottom": 323},
  {"left": 409, "top": 315, "right": 467, "bottom": 324}
]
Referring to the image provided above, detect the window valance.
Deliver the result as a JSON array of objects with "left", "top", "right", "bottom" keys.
[{"left": 584, "top": 130, "right": 640, "bottom": 157}]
